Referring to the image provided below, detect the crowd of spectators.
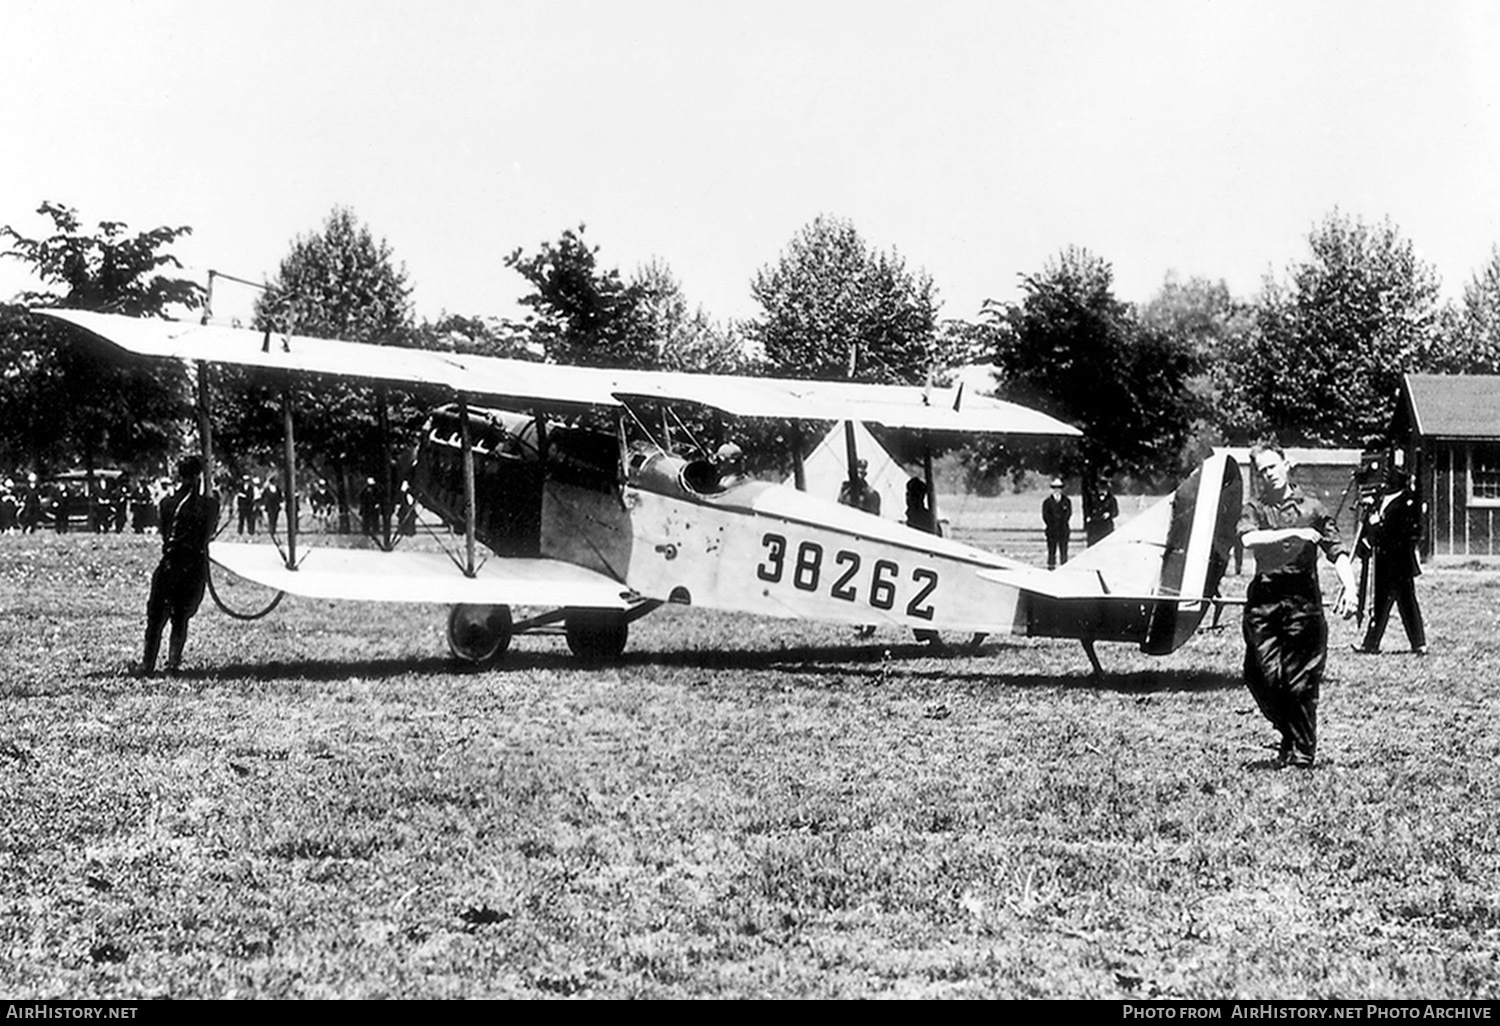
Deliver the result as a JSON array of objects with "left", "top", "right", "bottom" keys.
[
  {"left": 0, "top": 471, "right": 172, "bottom": 534},
  {"left": 0, "top": 467, "right": 382, "bottom": 537}
]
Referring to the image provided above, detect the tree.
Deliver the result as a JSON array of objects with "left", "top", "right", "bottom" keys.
[
  {"left": 633, "top": 259, "right": 751, "bottom": 374},
  {"left": 409, "top": 311, "right": 535, "bottom": 360},
  {"left": 748, "top": 215, "right": 939, "bottom": 384},
  {"left": 983, "top": 247, "right": 1198, "bottom": 483},
  {"left": 254, "top": 206, "right": 411, "bottom": 344},
  {"left": 1242, "top": 210, "right": 1446, "bottom": 447},
  {"left": 0, "top": 201, "right": 202, "bottom": 474},
  {"left": 933, "top": 318, "right": 994, "bottom": 378},
  {"left": 215, "top": 207, "right": 415, "bottom": 530},
  {"left": 1138, "top": 273, "right": 1259, "bottom": 452},
  {"left": 505, "top": 225, "right": 656, "bottom": 369},
  {"left": 1448, "top": 245, "right": 1500, "bottom": 374}
]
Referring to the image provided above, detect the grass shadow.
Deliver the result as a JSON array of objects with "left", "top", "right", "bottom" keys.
[
  {"left": 61, "top": 638, "right": 1241, "bottom": 695},
  {"left": 76, "top": 655, "right": 461, "bottom": 688},
  {"left": 1062, "top": 667, "right": 1244, "bottom": 694},
  {"left": 635, "top": 639, "right": 1243, "bottom": 694},
  {"left": 200, "top": 655, "right": 463, "bottom": 682}
]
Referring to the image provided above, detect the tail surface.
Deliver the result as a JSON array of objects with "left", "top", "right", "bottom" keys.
[
  {"left": 1138, "top": 452, "right": 1242, "bottom": 653},
  {"left": 997, "top": 453, "right": 1243, "bottom": 654}
]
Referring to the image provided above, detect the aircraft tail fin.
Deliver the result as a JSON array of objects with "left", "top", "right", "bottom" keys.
[
  {"left": 1058, "top": 452, "right": 1243, "bottom": 654},
  {"left": 1138, "top": 452, "right": 1242, "bottom": 653}
]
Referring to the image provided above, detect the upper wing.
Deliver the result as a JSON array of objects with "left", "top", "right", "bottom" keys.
[
  {"left": 613, "top": 374, "right": 1080, "bottom": 436},
  {"left": 211, "top": 542, "right": 641, "bottom": 608},
  {"left": 39, "top": 309, "right": 623, "bottom": 408},
  {"left": 42, "top": 309, "right": 1079, "bottom": 438}
]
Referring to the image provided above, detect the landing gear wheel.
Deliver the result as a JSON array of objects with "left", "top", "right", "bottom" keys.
[
  {"left": 564, "top": 609, "right": 629, "bottom": 664},
  {"left": 446, "top": 604, "right": 513, "bottom": 664}
]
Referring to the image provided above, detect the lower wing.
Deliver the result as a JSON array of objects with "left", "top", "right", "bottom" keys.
[{"left": 210, "top": 542, "right": 641, "bottom": 609}]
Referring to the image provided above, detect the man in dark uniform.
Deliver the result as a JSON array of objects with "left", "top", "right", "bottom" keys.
[
  {"left": 262, "top": 478, "right": 284, "bottom": 535},
  {"left": 0, "top": 479, "right": 16, "bottom": 533},
  {"left": 359, "top": 476, "right": 382, "bottom": 537},
  {"left": 1041, "top": 477, "right": 1072, "bottom": 569},
  {"left": 19, "top": 474, "right": 41, "bottom": 533},
  {"left": 904, "top": 477, "right": 936, "bottom": 535},
  {"left": 128, "top": 477, "right": 153, "bottom": 532},
  {"left": 837, "top": 458, "right": 882, "bottom": 637},
  {"left": 1238, "top": 442, "right": 1357, "bottom": 769},
  {"left": 111, "top": 478, "right": 128, "bottom": 532},
  {"left": 236, "top": 475, "right": 258, "bottom": 535},
  {"left": 50, "top": 481, "right": 69, "bottom": 533},
  {"left": 905, "top": 477, "right": 943, "bottom": 645},
  {"left": 141, "top": 455, "right": 220, "bottom": 677},
  {"left": 1083, "top": 477, "right": 1119, "bottom": 546},
  {"left": 1353, "top": 463, "right": 1427, "bottom": 655},
  {"left": 18, "top": 474, "right": 41, "bottom": 534},
  {"left": 837, "top": 458, "right": 882, "bottom": 515},
  {"left": 92, "top": 480, "right": 113, "bottom": 533}
]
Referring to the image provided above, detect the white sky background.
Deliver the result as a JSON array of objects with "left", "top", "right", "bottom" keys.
[{"left": 3, "top": 0, "right": 1499, "bottom": 328}]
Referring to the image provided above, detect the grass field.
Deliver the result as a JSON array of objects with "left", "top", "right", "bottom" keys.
[{"left": 2, "top": 510, "right": 1498, "bottom": 999}]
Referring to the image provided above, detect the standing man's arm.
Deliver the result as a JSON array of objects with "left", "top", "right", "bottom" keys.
[
  {"left": 1329, "top": 554, "right": 1357, "bottom": 617},
  {"left": 202, "top": 495, "right": 221, "bottom": 552},
  {"left": 1241, "top": 525, "right": 1319, "bottom": 549},
  {"left": 157, "top": 494, "right": 177, "bottom": 547}
]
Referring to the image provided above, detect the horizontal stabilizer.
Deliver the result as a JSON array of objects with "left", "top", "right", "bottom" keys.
[
  {"left": 974, "top": 566, "right": 1223, "bottom": 605},
  {"left": 972, "top": 453, "right": 1242, "bottom": 654},
  {"left": 210, "top": 542, "right": 638, "bottom": 608}
]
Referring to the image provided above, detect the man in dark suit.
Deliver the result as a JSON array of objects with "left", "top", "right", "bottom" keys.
[
  {"left": 1042, "top": 477, "right": 1072, "bottom": 569},
  {"left": 1353, "top": 465, "right": 1428, "bottom": 655},
  {"left": 141, "top": 455, "right": 220, "bottom": 676}
]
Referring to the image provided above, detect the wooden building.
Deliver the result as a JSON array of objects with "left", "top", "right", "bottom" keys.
[{"left": 1392, "top": 374, "right": 1500, "bottom": 560}]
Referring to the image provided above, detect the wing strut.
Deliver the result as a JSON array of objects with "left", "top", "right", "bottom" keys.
[
  {"left": 458, "top": 394, "right": 477, "bottom": 577},
  {"left": 922, "top": 432, "right": 939, "bottom": 530},
  {"left": 375, "top": 384, "right": 395, "bottom": 551},
  {"left": 790, "top": 421, "right": 806, "bottom": 491},
  {"left": 195, "top": 362, "right": 216, "bottom": 488},
  {"left": 843, "top": 421, "right": 860, "bottom": 491},
  {"left": 281, "top": 383, "right": 299, "bottom": 571},
  {"left": 197, "top": 276, "right": 219, "bottom": 484}
]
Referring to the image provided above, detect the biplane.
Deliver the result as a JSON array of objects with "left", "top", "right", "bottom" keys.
[{"left": 42, "top": 308, "right": 1242, "bottom": 672}]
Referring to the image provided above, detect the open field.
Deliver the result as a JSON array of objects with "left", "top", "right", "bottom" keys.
[{"left": 2, "top": 519, "right": 1499, "bottom": 999}]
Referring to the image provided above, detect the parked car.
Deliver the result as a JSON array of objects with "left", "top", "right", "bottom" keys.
[{"left": 42, "top": 469, "right": 128, "bottom": 531}]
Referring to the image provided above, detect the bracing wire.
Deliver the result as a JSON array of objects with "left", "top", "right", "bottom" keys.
[
  {"left": 206, "top": 563, "right": 285, "bottom": 621},
  {"left": 205, "top": 506, "right": 284, "bottom": 620}
]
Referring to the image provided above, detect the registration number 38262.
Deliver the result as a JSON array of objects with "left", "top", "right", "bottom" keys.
[{"left": 755, "top": 532, "right": 938, "bottom": 620}]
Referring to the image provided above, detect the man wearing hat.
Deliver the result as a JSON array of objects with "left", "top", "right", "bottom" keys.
[
  {"left": 141, "top": 454, "right": 220, "bottom": 676},
  {"left": 838, "top": 456, "right": 883, "bottom": 638},
  {"left": 1042, "top": 476, "right": 1072, "bottom": 569},
  {"left": 1352, "top": 458, "right": 1427, "bottom": 655},
  {"left": 713, "top": 442, "right": 748, "bottom": 488}
]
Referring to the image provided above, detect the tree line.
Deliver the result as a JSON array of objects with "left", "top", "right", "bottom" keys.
[{"left": 4, "top": 200, "right": 1499, "bottom": 493}]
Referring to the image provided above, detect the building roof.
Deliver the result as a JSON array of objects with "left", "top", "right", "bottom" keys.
[{"left": 1403, "top": 374, "right": 1500, "bottom": 440}]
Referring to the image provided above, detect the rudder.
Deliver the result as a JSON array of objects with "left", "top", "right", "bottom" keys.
[{"left": 1141, "top": 453, "right": 1243, "bottom": 655}]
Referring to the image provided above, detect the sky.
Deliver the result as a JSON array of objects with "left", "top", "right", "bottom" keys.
[{"left": 4, "top": 0, "right": 1500, "bottom": 328}]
